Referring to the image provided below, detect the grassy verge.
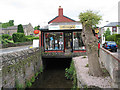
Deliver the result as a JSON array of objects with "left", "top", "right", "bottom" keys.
[{"left": 65, "top": 60, "right": 77, "bottom": 89}]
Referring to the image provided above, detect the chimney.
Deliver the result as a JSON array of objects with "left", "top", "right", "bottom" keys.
[{"left": 58, "top": 6, "right": 63, "bottom": 16}]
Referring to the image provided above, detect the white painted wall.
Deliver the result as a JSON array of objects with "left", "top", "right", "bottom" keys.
[
  {"left": 33, "top": 39, "right": 39, "bottom": 48},
  {"left": 101, "top": 34, "right": 105, "bottom": 44},
  {"left": 118, "top": 27, "right": 120, "bottom": 34},
  {"left": 104, "top": 27, "right": 119, "bottom": 35}
]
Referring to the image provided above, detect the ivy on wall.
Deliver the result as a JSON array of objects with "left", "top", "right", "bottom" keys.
[{"left": 2, "top": 48, "right": 43, "bottom": 89}]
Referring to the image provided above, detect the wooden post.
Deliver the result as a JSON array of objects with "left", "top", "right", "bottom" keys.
[{"left": 39, "top": 31, "right": 41, "bottom": 47}]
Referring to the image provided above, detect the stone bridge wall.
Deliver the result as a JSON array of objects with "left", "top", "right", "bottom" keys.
[
  {"left": 1, "top": 47, "right": 43, "bottom": 88},
  {"left": 100, "top": 47, "right": 120, "bottom": 88}
]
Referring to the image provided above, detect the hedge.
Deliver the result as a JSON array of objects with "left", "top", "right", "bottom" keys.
[
  {"left": 12, "top": 33, "right": 26, "bottom": 43},
  {"left": 2, "top": 34, "right": 12, "bottom": 40},
  {"left": 116, "top": 38, "right": 120, "bottom": 48},
  {"left": 114, "top": 34, "right": 120, "bottom": 42},
  {"left": 25, "top": 36, "right": 39, "bottom": 41},
  {"left": 1, "top": 41, "right": 32, "bottom": 49},
  {"left": 106, "top": 34, "right": 115, "bottom": 41}
]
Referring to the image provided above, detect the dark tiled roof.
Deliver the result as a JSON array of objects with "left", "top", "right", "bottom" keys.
[
  {"left": 104, "top": 22, "right": 120, "bottom": 27},
  {"left": 2, "top": 25, "right": 28, "bottom": 30},
  {"left": 63, "top": 15, "right": 76, "bottom": 22},
  {"left": 48, "top": 15, "right": 76, "bottom": 24},
  {"left": 48, "top": 16, "right": 59, "bottom": 24}
]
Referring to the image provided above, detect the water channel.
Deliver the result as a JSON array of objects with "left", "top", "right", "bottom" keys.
[{"left": 31, "top": 58, "right": 73, "bottom": 88}]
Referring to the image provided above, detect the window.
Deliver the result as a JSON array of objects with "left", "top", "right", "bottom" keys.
[
  {"left": 44, "top": 32, "right": 64, "bottom": 50},
  {"left": 112, "top": 26, "right": 117, "bottom": 32},
  {"left": 73, "top": 32, "right": 85, "bottom": 50}
]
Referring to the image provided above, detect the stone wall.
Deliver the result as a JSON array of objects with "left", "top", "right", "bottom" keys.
[
  {"left": 1, "top": 47, "right": 43, "bottom": 88},
  {"left": 24, "top": 23, "right": 34, "bottom": 36},
  {"left": 100, "top": 47, "right": 120, "bottom": 88},
  {"left": 2, "top": 29, "right": 17, "bottom": 36},
  {"left": 1, "top": 23, "right": 34, "bottom": 36},
  {"left": 42, "top": 52, "right": 86, "bottom": 59}
]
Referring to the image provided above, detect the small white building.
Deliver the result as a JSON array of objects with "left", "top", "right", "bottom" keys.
[
  {"left": 104, "top": 22, "right": 120, "bottom": 35},
  {"left": 99, "top": 22, "right": 120, "bottom": 44}
]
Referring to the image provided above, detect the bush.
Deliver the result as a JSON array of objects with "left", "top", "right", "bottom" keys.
[
  {"left": 116, "top": 38, "right": 120, "bottom": 48},
  {"left": 65, "top": 60, "right": 75, "bottom": 80},
  {"left": 8, "top": 36, "right": 12, "bottom": 40},
  {"left": 114, "top": 34, "right": 120, "bottom": 42},
  {"left": 4, "top": 39, "right": 14, "bottom": 44},
  {"left": 33, "top": 37, "right": 39, "bottom": 39},
  {"left": 25, "top": 35, "right": 34, "bottom": 38},
  {"left": 25, "top": 36, "right": 39, "bottom": 41},
  {"left": 12, "top": 33, "right": 26, "bottom": 43},
  {"left": 2, "top": 34, "right": 12, "bottom": 40},
  {"left": 1, "top": 40, "right": 8, "bottom": 45},
  {"left": 25, "top": 38, "right": 33, "bottom": 41},
  {"left": 106, "top": 34, "right": 115, "bottom": 41}
]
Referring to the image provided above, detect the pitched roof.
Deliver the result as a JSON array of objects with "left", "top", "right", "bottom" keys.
[
  {"left": 2, "top": 24, "right": 29, "bottom": 30},
  {"left": 48, "top": 15, "right": 76, "bottom": 24},
  {"left": 48, "top": 6, "right": 76, "bottom": 24},
  {"left": 104, "top": 22, "right": 120, "bottom": 27}
]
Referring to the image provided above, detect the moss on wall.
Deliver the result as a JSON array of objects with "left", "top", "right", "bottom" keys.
[{"left": 2, "top": 47, "right": 43, "bottom": 88}]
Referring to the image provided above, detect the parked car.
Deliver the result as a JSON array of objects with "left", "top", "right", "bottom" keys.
[{"left": 103, "top": 41, "right": 117, "bottom": 52}]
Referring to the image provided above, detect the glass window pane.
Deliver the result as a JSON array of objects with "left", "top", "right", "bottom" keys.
[
  {"left": 44, "top": 32, "right": 64, "bottom": 50},
  {"left": 73, "top": 32, "right": 85, "bottom": 50}
]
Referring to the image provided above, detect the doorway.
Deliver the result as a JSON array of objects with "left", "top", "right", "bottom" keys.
[{"left": 64, "top": 32, "right": 73, "bottom": 52}]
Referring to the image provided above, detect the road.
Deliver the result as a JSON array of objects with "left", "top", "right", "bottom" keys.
[
  {"left": 0, "top": 45, "right": 119, "bottom": 59},
  {"left": 0, "top": 45, "right": 33, "bottom": 55}
]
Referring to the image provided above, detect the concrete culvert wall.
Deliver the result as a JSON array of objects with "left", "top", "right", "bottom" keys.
[
  {"left": 42, "top": 58, "right": 72, "bottom": 70},
  {"left": 100, "top": 47, "right": 120, "bottom": 88}
]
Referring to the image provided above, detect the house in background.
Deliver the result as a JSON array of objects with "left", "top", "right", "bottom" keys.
[
  {"left": 1, "top": 23, "right": 34, "bottom": 36},
  {"left": 99, "top": 22, "right": 120, "bottom": 44},
  {"left": 104, "top": 22, "right": 120, "bottom": 35}
]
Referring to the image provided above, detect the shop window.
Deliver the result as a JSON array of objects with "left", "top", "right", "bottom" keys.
[
  {"left": 112, "top": 26, "right": 117, "bottom": 32},
  {"left": 73, "top": 32, "right": 85, "bottom": 50},
  {"left": 44, "top": 32, "right": 64, "bottom": 50}
]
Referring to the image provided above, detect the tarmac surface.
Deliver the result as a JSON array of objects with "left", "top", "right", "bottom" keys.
[{"left": 0, "top": 45, "right": 32, "bottom": 55}]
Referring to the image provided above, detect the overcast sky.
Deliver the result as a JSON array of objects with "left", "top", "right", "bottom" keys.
[{"left": 0, "top": 0, "right": 120, "bottom": 27}]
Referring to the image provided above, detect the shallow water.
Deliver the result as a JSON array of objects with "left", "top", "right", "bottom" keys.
[{"left": 31, "top": 58, "right": 73, "bottom": 88}]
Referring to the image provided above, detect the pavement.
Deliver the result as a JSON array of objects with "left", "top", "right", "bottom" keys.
[
  {"left": 73, "top": 56, "right": 112, "bottom": 88},
  {"left": 0, "top": 45, "right": 33, "bottom": 55}
]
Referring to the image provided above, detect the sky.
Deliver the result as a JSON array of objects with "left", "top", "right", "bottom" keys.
[{"left": 0, "top": 0, "right": 120, "bottom": 27}]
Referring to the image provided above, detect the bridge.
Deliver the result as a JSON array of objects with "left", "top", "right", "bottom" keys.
[{"left": 1, "top": 46, "right": 120, "bottom": 88}]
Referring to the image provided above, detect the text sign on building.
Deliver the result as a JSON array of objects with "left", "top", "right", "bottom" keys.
[
  {"left": 60, "top": 25, "right": 75, "bottom": 29},
  {"left": 49, "top": 24, "right": 82, "bottom": 30},
  {"left": 49, "top": 25, "right": 59, "bottom": 30}
]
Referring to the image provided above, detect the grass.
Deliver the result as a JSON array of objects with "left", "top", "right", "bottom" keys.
[
  {"left": 82, "top": 56, "right": 87, "bottom": 58},
  {"left": 85, "top": 64, "right": 89, "bottom": 67},
  {"left": 101, "top": 68, "right": 110, "bottom": 77}
]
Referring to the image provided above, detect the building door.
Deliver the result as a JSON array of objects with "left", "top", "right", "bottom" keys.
[{"left": 64, "top": 32, "right": 73, "bottom": 52}]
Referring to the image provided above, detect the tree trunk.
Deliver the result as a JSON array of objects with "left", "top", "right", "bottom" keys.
[{"left": 82, "top": 24, "right": 103, "bottom": 77}]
